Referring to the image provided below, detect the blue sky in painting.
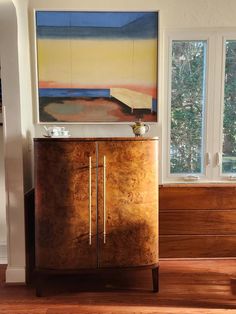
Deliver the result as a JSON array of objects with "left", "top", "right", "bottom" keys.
[
  {"left": 36, "top": 11, "right": 153, "bottom": 28},
  {"left": 36, "top": 12, "right": 158, "bottom": 39}
]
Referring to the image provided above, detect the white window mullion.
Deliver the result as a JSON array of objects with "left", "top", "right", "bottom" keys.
[
  {"left": 202, "top": 35, "right": 213, "bottom": 181},
  {"left": 211, "top": 33, "right": 225, "bottom": 181},
  {"left": 162, "top": 32, "right": 173, "bottom": 183},
  {"left": 205, "top": 33, "right": 219, "bottom": 182}
]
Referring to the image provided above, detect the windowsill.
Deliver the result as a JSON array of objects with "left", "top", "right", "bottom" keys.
[{"left": 160, "top": 182, "right": 236, "bottom": 187}]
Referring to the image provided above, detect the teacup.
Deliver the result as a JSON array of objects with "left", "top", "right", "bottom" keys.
[
  {"left": 61, "top": 130, "right": 70, "bottom": 136},
  {"left": 44, "top": 126, "right": 69, "bottom": 137}
]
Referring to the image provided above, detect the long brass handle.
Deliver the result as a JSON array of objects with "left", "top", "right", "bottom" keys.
[
  {"left": 89, "top": 156, "right": 92, "bottom": 245},
  {"left": 103, "top": 155, "right": 106, "bottom": 244}
]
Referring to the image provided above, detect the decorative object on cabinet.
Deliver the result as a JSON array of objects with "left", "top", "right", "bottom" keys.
[
  {"left": 35, "top": 11, "right": 158, "bottom": 123},
  {"left": 34, "top": 137, "right": 159, "bottom": 296},
  {"left": 43, "top": 125, "right": 70, "bottom": 137},
  {"left": 130, "top": 119, "right": 150, "bottom": 136}
]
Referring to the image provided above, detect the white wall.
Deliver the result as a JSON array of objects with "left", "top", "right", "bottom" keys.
[
  {"left": 0, "top": 126, "right": 7, "bottom": 264},
  {"left": 0, "top": 0, "right": 25, "bottom": 282},
  {"left": 29, "top": 0, "right": 236, "bottom": 29},
  {"left": 0, "top": 65, "right": 7, "bottom": 264},
  {"left": 13, "top": 0, "right": 34, "bottom": 193}
]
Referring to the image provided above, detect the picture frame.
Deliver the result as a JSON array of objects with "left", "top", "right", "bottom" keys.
[{"left": 35, "top": 11, "right": 158, "bottom": 123}]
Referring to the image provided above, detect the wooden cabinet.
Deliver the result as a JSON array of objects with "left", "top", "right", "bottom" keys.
[{"left": 34, "top": 137, "right": 159, "bottom": 295}]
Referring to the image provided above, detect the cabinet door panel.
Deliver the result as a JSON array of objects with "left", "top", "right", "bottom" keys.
[
  {"left": 97, "top": 140, "right": 158, "bottom": 268},
  {"left": 35, "top": 141, "right": 97, "bottom": 270}
]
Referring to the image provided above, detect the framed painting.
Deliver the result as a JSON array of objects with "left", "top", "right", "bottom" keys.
[{"left": 35, "top": 11, "right": 158, "bottom": 123}]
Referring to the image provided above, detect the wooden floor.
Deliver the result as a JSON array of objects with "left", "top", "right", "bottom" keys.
[{"left": 0, "top": 260, "right": 236, "bottom": 313}]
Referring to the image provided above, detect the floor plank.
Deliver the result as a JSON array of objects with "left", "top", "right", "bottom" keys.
[{"left": 0, "top": 260, "right": 236, "bottom": 313}]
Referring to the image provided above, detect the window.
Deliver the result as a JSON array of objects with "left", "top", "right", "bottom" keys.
[
  {"left": 163, "top": 30, "right": 236, "bottom": 183},
  {"left": 170, "top": 40, "right": 207, "bottom": 175},
  {"left": 222, "top": 40, "right": 236, "bottom": 174}
]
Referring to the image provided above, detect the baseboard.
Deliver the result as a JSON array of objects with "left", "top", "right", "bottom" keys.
[
  {"left": 0, "top": 242, "right": 7, "bottom": 264},
  {"left": 6, "top": 266, "right": 25, "bottom": 283}
]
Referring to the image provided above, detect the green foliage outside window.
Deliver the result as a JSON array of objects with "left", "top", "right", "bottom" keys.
[
  {"left": 170, "top": 40, "right": 207, "bottom": 174},
  {"left": 223, "top": 41, "right": 236, "bottom": 173}
]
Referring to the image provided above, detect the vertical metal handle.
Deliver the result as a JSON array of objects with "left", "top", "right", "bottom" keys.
[
  {"left": 103, "top": 155, "right": 106, "bottom": 244},
  {"left": 89, "top": 156, "right": 92, "bottom": 245}
]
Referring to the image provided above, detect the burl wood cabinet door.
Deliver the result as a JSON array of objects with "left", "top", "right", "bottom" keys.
[
  {"left": 35, "top": 141, "right": 97, "bottom": 270},
  {"left": 97, "top": 140, "right": 158, "bottom": 268}
]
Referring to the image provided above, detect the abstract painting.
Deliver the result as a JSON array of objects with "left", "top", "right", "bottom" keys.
[{"left": 36, "top": 11, "right": 158, "bottom": 123}]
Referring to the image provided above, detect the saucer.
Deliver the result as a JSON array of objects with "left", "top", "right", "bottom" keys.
[{"left": 43, "top": 134, "right": 71, "bottom": 138}]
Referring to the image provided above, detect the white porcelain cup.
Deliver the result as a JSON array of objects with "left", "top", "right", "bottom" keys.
[
  {"left": 61, "top": 130, "right": 69, "bottom": 136},
  {"left": 51, "top": 129, "right": 60, "bottom": 137}
]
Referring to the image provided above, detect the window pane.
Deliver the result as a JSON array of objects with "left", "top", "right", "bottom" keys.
[
  {"left": 222, "top": 40, "right": 236, "bottom": 173},
  {"left": 170, "top": 40, "right": 207, "bottom": 174}
]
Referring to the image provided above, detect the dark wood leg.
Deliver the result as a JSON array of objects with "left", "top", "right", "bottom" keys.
[
  {"left": 35, "top": 273, "right": 43, "bottom": 297},
  {"left": 152, "top": 266, "right": 159, "bottom": 292}
]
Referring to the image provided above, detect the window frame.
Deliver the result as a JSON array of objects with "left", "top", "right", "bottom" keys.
[
  {"left": 216, "top": 33, "right": 236, "bottom": 181},
  {"left": 163, "top": 30, "right": 216, "bottom": 183},
  {"left": 161, "top": 29, "right": 236, "bottom": 184},
  {"left": 169, "top": 39, "right": 208, "bottom": 177}
]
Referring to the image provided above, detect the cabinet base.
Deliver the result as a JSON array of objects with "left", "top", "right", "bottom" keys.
[
  {"left": 35, "top": 265, "right": 159, "bottom": 297},
  {"left": 152, "top": 266, "right": 159, "bottom": 292}
]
